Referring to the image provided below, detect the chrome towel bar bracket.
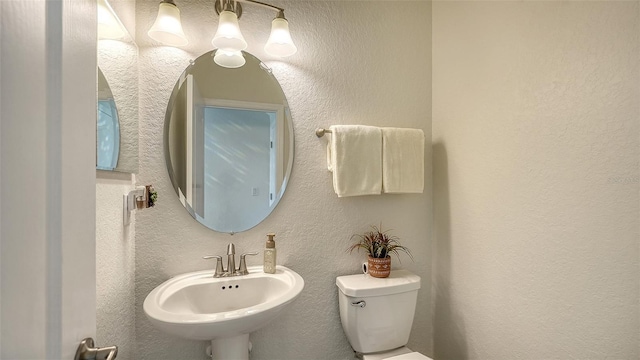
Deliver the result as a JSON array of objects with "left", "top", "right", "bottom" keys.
[{"left": 315, "top": 128, "right": 333, "bottom": 137}]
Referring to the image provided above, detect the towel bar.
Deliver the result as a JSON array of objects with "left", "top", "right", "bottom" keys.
[{"left": 315, "top": 128, "right": 332, "bottom": 137}]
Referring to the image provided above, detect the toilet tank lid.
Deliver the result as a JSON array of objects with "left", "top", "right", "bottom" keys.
[{"left": 336, "top": 270, "right": 420, "bottom": 297}]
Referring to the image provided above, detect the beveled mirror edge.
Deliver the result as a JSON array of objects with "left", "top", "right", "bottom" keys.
[
  {"left": 163, "top": 62, "right": 193, "bottom": 200},
  {"left": 163, "top": 50, "right": 295, "bottom": 234}
]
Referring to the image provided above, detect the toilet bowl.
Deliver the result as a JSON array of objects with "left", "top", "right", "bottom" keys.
[{"left": 336, "top": 270, "right": 433, "bottom": 360}]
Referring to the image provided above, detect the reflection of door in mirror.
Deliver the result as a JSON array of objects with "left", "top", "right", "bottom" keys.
[
  {"left": 194, "top": 101, "right": 284, "bottom": 233},
  {"left": 97, "top": 68, "right": 120, "bottom": 171}
]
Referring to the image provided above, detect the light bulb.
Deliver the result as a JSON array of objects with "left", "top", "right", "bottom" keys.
[
  {"left": 213, "top": 49, "right": 246, "bottom": 68},
  {"left": 148, "top": 1, "right": 188, "bottom": 47},
  {"left": 264, "top": 17, "right": 297, "bottom": 57},
  {"left": 212, "top": 10, "right": 247, "bottom": 52}
]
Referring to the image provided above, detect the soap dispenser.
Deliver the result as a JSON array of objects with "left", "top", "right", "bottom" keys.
[{"left": 263, "top": 233, "right": 277, "bottom": 274}]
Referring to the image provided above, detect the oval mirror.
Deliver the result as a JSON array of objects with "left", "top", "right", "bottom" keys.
[
  {"left": 97, "top": 67, "right": 120, "bottom": 171},
  {"left": 164, "top": 51, "right": 294, "bottom": 234}
]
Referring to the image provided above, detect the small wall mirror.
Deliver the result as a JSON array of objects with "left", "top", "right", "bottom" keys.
[
  {"left": 97, "top": 68, "right": 120, "bottom": 170},
  {"left": 164, "top": 50, "right": 294, "bottom": 234},
  {"left": 97, "top": 36, "right": 139, "bottom": 173}
]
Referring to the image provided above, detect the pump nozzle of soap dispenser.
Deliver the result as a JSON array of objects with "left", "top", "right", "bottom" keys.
[{"left": 266, "top": 233, "right": 275, "bottom": 248}]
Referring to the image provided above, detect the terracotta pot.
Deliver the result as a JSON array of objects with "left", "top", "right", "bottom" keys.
[{"left": 367, "top": 256, "right": 391, "bottom": 278}]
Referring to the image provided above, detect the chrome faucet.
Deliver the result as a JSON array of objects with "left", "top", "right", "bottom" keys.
[
  {"left": 226, "top": 243, "right": 236, "bottom": 277},
  {"left": 203, "top": 243, "right": 259, "bottom": 277}
]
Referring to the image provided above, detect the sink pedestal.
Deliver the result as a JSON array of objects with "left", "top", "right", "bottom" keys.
[{"left": 211, "top": 334, "right": 250, "bottom": 360}]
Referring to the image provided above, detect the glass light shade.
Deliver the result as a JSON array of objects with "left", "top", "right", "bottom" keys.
[
  {"left": 97, "top": 0, "right": 125, "bottom": 39},
  {"left": 211, "top": 10, "right": 247, "bottom": 51},
  {"left": 148, "top": 2, "right": 188, "bottom": 47},
  {"left": 264, "top": 18, "right": 297, "bottom": 57},
  {"left": 213, "top": 49, "right": 246, "bottom": 68}
]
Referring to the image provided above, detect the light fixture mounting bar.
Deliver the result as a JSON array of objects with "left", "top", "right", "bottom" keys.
[
  {"left": 214, "top": 0, "right": 284, "bottom": 18},
  {"left": 215, "top": 0, "right": 243, "bottom": 17},
  {"left": 240, "top": 0, "right": 284, "bottom": 13}
]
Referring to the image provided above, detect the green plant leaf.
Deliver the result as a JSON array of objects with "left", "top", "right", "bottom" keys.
[{"left": 347, "top": 224, "right": 413, "bottom": 261}]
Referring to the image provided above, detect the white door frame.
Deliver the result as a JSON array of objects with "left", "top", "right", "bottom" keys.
[{"left": 1, "top": 0, "right": 97, "bottom": 358}]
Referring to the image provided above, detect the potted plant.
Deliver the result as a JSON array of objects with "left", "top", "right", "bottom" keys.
[{"left": 348, "top": 224, "right": 412, "bottom": 278}]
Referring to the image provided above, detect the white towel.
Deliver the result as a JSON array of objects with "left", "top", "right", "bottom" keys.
[
  {"left": 327, "top": 125, "right": 382, "bottom": 197},
  {"left": 382, "top": 127, "right": 424, "bottom": 193}
]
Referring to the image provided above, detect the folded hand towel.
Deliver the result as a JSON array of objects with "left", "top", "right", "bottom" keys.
[
  {"left": 327, "top": 125, "right": 382, "bottom": 197},
  {"left": 382, "top": 127, "right": 424, "bottom": 193}
]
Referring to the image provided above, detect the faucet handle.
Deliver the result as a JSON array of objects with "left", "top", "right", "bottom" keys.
[
  {"left": 236, "top": 252, "right": 259, "bottom": 275},
  {"left": 203, "top": 255, "right": 224, "bottom": 277}
]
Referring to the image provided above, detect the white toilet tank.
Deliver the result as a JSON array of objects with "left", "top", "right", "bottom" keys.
[{"left": 336, "top": 270, "right": 421, "bottom": 354}]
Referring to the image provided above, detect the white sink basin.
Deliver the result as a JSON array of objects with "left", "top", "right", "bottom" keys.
[{"left": 143, "top": 265, "right": 304, "bottom": 342}]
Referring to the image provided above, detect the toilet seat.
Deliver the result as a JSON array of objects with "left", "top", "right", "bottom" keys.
[
  {"left": 361, "top": 347, "right": 432, "bottom": 360},
  {"left": 385, "top": 352, "right": 432, "bottom": 360}
]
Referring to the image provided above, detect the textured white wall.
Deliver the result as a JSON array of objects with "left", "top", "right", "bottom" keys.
[
  {"left": 96, "top": 171, "right": 136, "bottom": 360},
  {"left": 135, "top": 1, "right": 432, "bottom": 359},
  {"left": 432, "top": 2, "right": 639, "bottom": 359}
]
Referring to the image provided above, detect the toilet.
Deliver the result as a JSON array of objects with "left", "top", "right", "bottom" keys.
[{"left": 336, "top": 270, "right": 432, "bottom": 360}]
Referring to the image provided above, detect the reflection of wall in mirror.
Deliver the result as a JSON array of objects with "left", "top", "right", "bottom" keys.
[
  {"left": 169, "top": 77, "right": 188, "bottom": 203},
  {"left": 200, "top": 107, "right": 272, "bottom": 232},
  {"left": 192, "top": 57, "right": 284, "bottom": 105},
  {"left": 189, "top": 74, "right": 206, "bottom": 217}
]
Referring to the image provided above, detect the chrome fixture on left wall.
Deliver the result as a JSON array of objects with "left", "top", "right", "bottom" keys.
[{"left": 123, "top": 185, "right": 157, "bottom": 225}]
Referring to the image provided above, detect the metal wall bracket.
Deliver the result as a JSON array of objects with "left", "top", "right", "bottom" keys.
[{"left": 123, "top": 186, "right": 145, "bottom": 225}]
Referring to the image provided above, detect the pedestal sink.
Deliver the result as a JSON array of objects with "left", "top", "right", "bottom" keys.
[{"left": 143, "top": 265, "right": 304, "bottom": 359}]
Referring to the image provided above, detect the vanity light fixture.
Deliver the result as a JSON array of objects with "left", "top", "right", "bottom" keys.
[
  {"left": 148, "top": 0, "right": 188, "bottom": 47},
  {"left": 148, "top": 0, "right": 298, "bottom": 66},
  {"left": 97, "top": 0, "right": 126, "bottom": 40},
  {"left": 211, "top": 1, "right": 247, "bottom": 51}
]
